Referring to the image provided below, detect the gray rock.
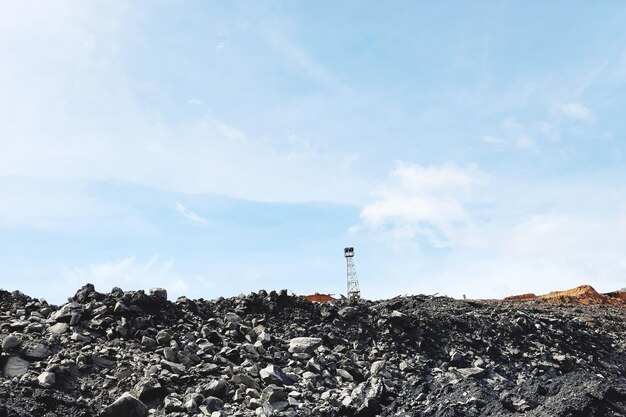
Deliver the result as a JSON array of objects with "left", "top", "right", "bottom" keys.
[
  {"left": 349, "top": 378, "right": 384, "bottom": 414},
  {"left": 2, "top": 335, "right": 22, "bottom": 351},
  {"left": 337, "top": 368, "right": 354, "bottom": 381},
  {"left": 257, "top": 331, "right": 271, "bottom": 344},
  {"left": 338, "top": 306, "right": 358, "bottom": 319},
  {"left": 161, "top": 359, "right": 185, "bottom": 375},
  {"left": 114, "top": 301, "right": 129, "bottom": 313},
  {"left": 133, "top": 377, "right": 166, "bottom": 401},
  {"left": 260, "top": 364, "right": 292, "bottom": 386},
  {"left": 390, "top": 310, "right": 406, "bottom": 318},
  {"left": 73, "top": 283, "right": 96, "bottom": 303},
  {"left": 207, "top": 378, "right": 228, "bottom": 398},
  {"left": 92, "top": 354, "right": 115, "bottom": 368},
  {"left": 91, "top": 305, "right": 110, "bottom": 316},
  {"left": 204, "top": 396, "right": 223, "bottom": 412},
  {"left": 261, "top": 385, "right": 288, "bottom": 416},
  {"left": 454, "top": 367, "right": 485, "bottom": 379},
  {"left": 70, "top": 311, "right": 82, "bottom": 325},
  {"left": 164, "top": 396, "right": 184, "bottom": 412},
  {"left": 71, "top": 333, "right": 91, "bottom": 342},
  {"left": 3, "top": 356, "right": 29, "bottom": 377},
  {"left": 149, "top": 288, "right": 168, "bottom": 302},
  {"left": 24, "top": 343, "right": 49, "bottom": 359},
  {"left": 184, "top": 398, "right": 198, "bottom": 412},
  {"left": 48, "top": 322, "right": 69, "bottom": 335},
  {"left": 141, "top": 336, "right": 157, "bottom": 349},
  {"left": 370, "top": 360, "right": 386, "bottom": 376},
  {"left": 176, "top": 351, "right": 196, "bottom": 366},
  {"left": 288, "top": 337, "right": 322, "bottom": 354},
  {"left": 306, "top": 358, "right": 322, "bottom": 373},
  {"left": 101, "top": 392, "right": 148, "bottom": 417},
  {"left": 232, "top": 373, "right": 259, "bottom": 389},
  {"left": 224, "top": 312, "right": 241, "bottom": 323},
  {"left": 450, "top": 350, "right": 463, "bottom": 364},
  {"left": 156, "top": 330, "right": 172, "bottom": 346},
  {"left": 37, "top": 371, "right": 56, "bottom": 386},
  {"left": 49, "top": 302, "right": 83, "bottom": 322},
  {"left": 398, "top": 360, "right": 411, "bottom": 371},
  {"left": 163, "top": 347, "right": 177, "bottom": 362}
]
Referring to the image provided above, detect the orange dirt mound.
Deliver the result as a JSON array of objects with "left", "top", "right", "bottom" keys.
[
  {"left": 603, "top": 291, "right": 626, "bottom": 301},
  {"left": 538, "top": 285, "right": 607, "bottom": 305},
  {"left": 301, "top": 293, "right": 335, "bottom": 303},
  {"left": 506, "top": 285, "right": 626, "bottom": 306},
  {"left": 504, "top": 293, "right": 537, "bottom": 301}
]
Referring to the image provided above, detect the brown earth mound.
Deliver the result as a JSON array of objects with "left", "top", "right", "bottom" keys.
[
  {"left": 540, "top": 285, "right": 608, "bottom": 305},
  {"left": 301, "top": 293, "right": 335, "bottom": 302},
  {"left": 506, "top": 285, "right": 626, "bottom": 306},
  {"left": 604, "top": 290, "right": 626, "bottom": 301},
  {"left": 504, "top": 293, "right": 537, "bottom": 301}
]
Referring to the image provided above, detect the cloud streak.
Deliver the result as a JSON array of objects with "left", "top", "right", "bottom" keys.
[
  {"left": 559, "top": 101, "right": 593, "bottom": 121},
  {"left": 357, "top": 162, "right": 484, "bottom": 247},
  {"left": 175, "top": 202, "right": 209, "bottom": 226}
]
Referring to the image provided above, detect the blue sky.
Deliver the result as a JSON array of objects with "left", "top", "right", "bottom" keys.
[{"left": 1, "top": 1, "right": 626, "bottom": 304}]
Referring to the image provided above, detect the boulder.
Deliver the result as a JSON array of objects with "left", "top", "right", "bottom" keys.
[
  {"left": 3, "top": 356, "right": 29, "bottom": 377},
  {"left": 149, "top": 288, "right": 168, "bottom": 302},
  {"left": 101, "top": 392, "right": 148, "bottom": 417},
  {"left": 260, "top": 364, "right": 292, "bottom": 386},
  {"left": 288, "top": 337, "right": 322, "bottom": 354},
  {"left": 1, "top": 335, "right": 22, "bottom": 351},
  {"left": 37, "top": 371, "right": 56, "bottom": 386}
]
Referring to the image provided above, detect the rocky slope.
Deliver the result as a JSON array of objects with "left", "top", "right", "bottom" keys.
[{"left": 2, "top": 285, "right": 626, "bottom": 417}]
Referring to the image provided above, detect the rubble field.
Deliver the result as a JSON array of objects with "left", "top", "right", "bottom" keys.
[{"left": 2, "top": 284, "right": 626, "bottom": 417}]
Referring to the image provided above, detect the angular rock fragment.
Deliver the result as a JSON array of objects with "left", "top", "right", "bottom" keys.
[
  {"left": 101, "top": 392, "right": 148, "bottom": 417},
  {"left": 156, "top": 329, "right": 172, "bottom": 346},
  {"left": 370, "top": 360, "right": 385, "bottom": 376},
  {"left": 149, "top": 288, "right": 168, "bottom": 302},
  {"left": 3, "top": 356, "right": 29, "bottom": 377},
  {"left": 24, "top": 343, "right": 49, "bottom": 359},
  {"left": 161, "top": 359, "right": 186, "bottom": 374},
  {"left": 1, "top": 334, "right": 21, "bottom": 351},
  {"left": 232, "top": 373, "right": 260, "bottom": 389},
  {"left": 48, "top": 322, "right": 69, "bottom": 335},
  {"left": 260, "top": 364, "right": 292, "bottom": 386},
  {"left": 133, "top": 377, "right": 167, "bottom": 401},
  {"left": 37, "top": 371, "right": 56, "bottom": 386},
  {"left": 206, "top": 378, "right": 228, "bottom": 398},
  {"left": 288, "top": 337, "right": 322, "bottom": 354}
]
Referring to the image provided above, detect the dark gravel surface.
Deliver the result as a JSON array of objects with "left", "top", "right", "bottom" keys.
[{"left": 2, "top": 284, "right": 626, "bottom": 416}]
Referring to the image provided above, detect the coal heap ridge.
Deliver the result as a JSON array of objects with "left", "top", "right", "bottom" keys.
[{"left": 2, "top": 284, "right": 626, "bottom": 417}]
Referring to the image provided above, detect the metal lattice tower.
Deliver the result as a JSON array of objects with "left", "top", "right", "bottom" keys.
[{"left": 344, "top": 247, "right": 360, "bottom": 302}]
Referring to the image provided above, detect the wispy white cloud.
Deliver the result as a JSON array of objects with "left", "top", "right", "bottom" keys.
[
  {"left": 361, "top": 178, "right": 626, "bottom": 300},
  {"left": 482, "top": 135, "right": 503, "bottom": 144},
  {"left": 0, "top": 4, "right": 367, "bottom": 206},
  {"left": 516, "top": 135, "right": 538, "bottom": 151},
  {"left": 175, "top": 202, "right": 209, "bottom": 226},
  {"left": 558, "top": 101, "right": 593, "bottom": 121},
  {"left": 416, "top": 210, "right": 626, "bottom": 300},
  {"left": 356, "top": 162, "right": 485, "bottom": 247},
  {"left": 260, "top": 23, "right": 338, "bottom": 87}
]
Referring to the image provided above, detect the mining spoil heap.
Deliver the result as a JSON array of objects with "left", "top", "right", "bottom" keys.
[
  {"left": 505, "top": 285, "right": 626, "bottom": 306},
  {"left": 2, "top": 285, "right": 626, "bottom": 417}
]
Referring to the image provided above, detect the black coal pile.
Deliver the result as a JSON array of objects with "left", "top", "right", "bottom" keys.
[{"left": 2, "top": 285, "right": 626, "bottom": 417}]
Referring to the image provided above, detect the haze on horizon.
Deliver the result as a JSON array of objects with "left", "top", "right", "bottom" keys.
[{"left": 1, "top": 1, "right": 626, "bottom": 305}]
